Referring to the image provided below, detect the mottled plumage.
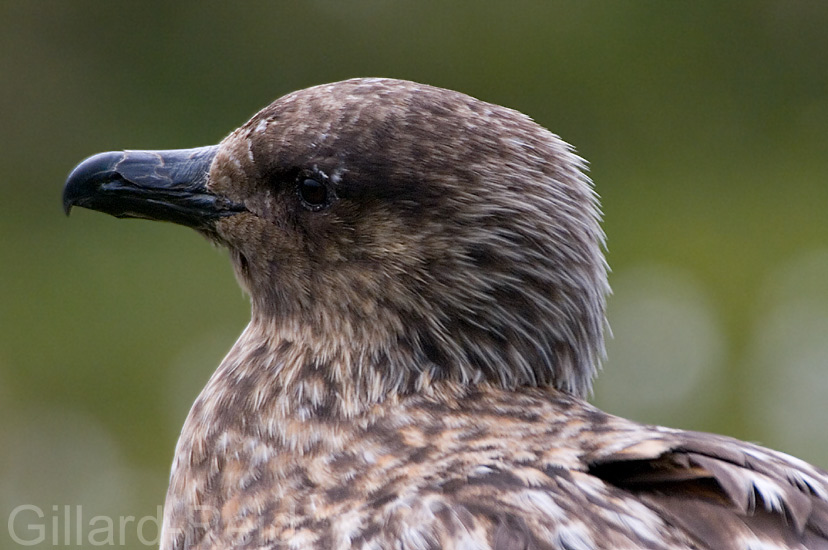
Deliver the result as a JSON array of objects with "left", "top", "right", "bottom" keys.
[{"left": 63, "top": 78, "right": 828, "bottom": 549}]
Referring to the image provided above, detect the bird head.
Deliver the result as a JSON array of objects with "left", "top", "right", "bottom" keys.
[{"left": 63, "top": 78, "right": 608, "bottom": 399}]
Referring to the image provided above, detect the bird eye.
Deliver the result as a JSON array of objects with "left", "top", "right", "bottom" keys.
[{"left": 297, "top": 178, "right": 330, "bottom": 210}]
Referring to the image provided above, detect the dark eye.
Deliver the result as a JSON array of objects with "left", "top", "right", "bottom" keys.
[{"left": 298, "top": 178, "right": 330, "bottom": 210}]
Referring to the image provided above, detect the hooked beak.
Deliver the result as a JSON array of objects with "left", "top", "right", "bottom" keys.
[{"left": 62, "top": 146, "right": 245, "bottom": 230}]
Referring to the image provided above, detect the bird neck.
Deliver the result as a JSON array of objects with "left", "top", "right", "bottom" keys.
[
  {"left": 162, "top": 317, "right": 491, "bottom": 549},
  {"left": 186, "top": 316, "right": 466, "bottom": 433}
]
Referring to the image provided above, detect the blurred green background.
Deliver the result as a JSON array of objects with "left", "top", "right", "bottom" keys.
[{"left": 2, "top": 2, "right": 828, "bottom": 548}]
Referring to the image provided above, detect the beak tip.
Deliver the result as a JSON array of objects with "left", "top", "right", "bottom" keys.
[{"left": 62, "top": 151, "right": 125, "bottom": 217}]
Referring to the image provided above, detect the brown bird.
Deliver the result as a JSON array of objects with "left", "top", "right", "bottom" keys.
[{"left": 63, "top": 78, "right": 828, "bottom": 549}]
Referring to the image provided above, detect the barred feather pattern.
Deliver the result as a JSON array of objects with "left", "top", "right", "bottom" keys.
[{"left": 161, "top": 324, "right": 828, "bottom": 550}]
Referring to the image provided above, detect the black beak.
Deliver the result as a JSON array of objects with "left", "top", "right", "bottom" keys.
[{"left": 62, "top": 146, "right": 245, "bottom": 229}]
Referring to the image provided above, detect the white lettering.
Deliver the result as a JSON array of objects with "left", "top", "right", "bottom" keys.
[
  {"left": 88, "top": 515, "right": 114, "bottom": 546},
  {"left": 119, "top": 516, "right": 135, "bottom": 546},
  {"left": 7, "top": 504, "right": 169, "bottom": 546},
  {"left": 136, "top": 506, "right": 162, "bottom": 546},
  {"left": 8, "top": 504, "right": 45, "bottom": 546}
]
